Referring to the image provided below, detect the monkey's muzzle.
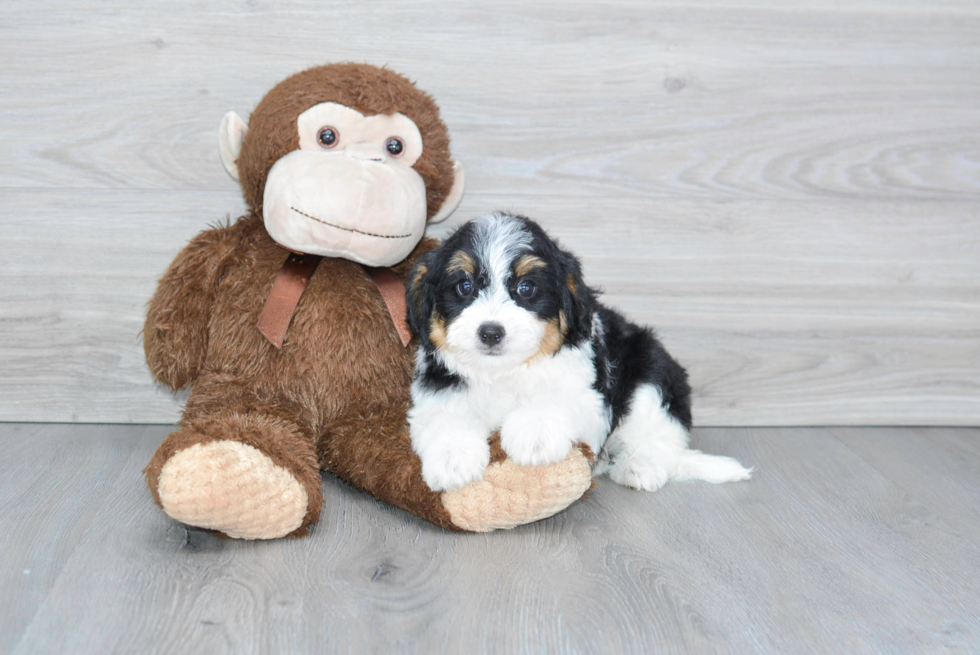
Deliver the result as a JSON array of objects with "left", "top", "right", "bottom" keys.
[{"left": 263, "top": 149, "right": 428, "bottom": 266}]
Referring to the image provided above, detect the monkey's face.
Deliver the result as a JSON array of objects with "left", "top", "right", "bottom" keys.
[
  {"left": 220, "top": 64, "right": 466, "bottom": 268},
  {"left": 258, "top": 103, "right": 426, "bottom": 266}
]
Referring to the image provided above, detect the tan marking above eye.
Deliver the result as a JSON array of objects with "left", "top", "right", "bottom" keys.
[
  {"left": 515, "top": 255, "right": 547, "bottom": 278},
  {"left": 446, "top": 251, "right": 476, "bottom": 275},
  {"left": 566, "top": 273, "right": 577, "bottom": 295}
]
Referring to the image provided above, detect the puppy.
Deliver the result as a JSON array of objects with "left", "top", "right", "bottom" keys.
[{"left": 406, "top": 212, "right": 751, "bottom": 492}]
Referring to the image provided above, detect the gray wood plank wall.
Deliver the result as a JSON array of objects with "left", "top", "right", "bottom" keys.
[{"left": 1, "top": 1, "right": 978, "bottom": 425}]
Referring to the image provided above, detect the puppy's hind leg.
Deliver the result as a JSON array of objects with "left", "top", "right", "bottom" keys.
[{"left": 604, "top": 384, "right": 751, "bottom": 490}]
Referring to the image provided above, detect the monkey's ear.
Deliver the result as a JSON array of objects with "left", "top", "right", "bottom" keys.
[
  {"left": 429, "top": 161, "right": 465, "bottom": 224},
  {"left": 218, "top": 111, "right": 248, "bottom": 181}
]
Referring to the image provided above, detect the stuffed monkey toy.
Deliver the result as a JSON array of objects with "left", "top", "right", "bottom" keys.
[{"left": 142, "top": 63, "right": 593, "bottom": 539}]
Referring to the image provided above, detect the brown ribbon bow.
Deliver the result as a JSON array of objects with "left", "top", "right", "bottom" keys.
[{"left": 257, "top": 253, "right": 411, "bottom": 350}]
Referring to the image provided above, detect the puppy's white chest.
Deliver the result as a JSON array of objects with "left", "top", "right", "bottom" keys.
[
  {"left": 468, "top": 372, "right": 553, "bottom": 427},
  {"left": 467, "top": 344, "right": 606, "bottom": 431}
]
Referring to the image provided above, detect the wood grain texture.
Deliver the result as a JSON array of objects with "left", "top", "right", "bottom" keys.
[
  {"left": 2, "top": 190, "right": 976, "bottom": 424},
  {"left": 1, "top": 1, "right": 978, "bottom": 424},
  {"left": 2, "top": 423, "right": 979, "bottom": 653},
  {"left": 0, "top": 424, "right": 171, "bottom": 654}
]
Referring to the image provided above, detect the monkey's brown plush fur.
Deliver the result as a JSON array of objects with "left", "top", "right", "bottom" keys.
[{"left": 143, "top": 64, "right": 592, "bottom": 538}]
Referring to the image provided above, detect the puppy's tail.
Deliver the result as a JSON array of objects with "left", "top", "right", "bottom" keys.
[{"left": 674, "top": 450, "right": 753, "bottom": 484}]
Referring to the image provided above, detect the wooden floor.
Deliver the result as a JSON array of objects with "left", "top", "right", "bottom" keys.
[{"left": 1, "top": 424, "right": 977, "bottom": 653}]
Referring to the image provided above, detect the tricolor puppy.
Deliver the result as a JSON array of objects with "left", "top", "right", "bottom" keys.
[{"left": 406, "top": 212, "right": 751, "bottom": 492}]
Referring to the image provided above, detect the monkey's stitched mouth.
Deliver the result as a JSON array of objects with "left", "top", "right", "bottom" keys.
[{"left": 290, "top": 206, "right": 412, "bottom": 239}]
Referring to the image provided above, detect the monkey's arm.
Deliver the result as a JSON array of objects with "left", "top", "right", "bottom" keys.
[{"left": 144, "top": 222, "right": 238, "bottom": 390}]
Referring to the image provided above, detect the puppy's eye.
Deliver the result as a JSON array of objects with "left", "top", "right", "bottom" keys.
[
  {"left": 317, "top": 126, "right": 339, "bottom": 148},
  {"left": 456, "top": 279, "right": 474, "bottom": 297},
  {"left": 516, "top": 280, "right": 536, "bottom": 298},
  {"left": 386, "top": 137, "right": 405, "bottom": 157}
]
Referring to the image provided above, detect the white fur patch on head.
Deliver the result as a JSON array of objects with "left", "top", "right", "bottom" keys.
[{"left": 472, "top": 212, "right": 532, "bottom": 290}]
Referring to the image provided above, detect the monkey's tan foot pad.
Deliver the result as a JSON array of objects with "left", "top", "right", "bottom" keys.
[
  {"left": 157, "top": 440, "right": 308, "bottom": 540},
  {"left": 442, "top": 447, "right": 593, "bottom": 532}
]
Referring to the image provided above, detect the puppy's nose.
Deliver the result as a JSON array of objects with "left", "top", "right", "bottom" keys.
[{"left": 478, "top": 322, "right": 506, "bottom": 346}]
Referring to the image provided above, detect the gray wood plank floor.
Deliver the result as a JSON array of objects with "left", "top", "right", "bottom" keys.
[{"left": 1, "top": 424, "right": 977, "bottom": 654}]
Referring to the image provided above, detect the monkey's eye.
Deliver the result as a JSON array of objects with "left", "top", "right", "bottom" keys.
[
  {"left": 516, "top": 280, "right": 536, "bottom": 298},
  {"left": 456, "top": 279, "right": 474, "bottom": 297},
  {"left": 386, "top": 137, "right": 405, "bottom": 158},
  {"left": 317, "top": 126, "right": 339, "bottom": 148}
]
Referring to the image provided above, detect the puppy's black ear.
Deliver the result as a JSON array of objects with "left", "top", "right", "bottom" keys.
[
  {"left": 557, "top": 248, "right": 593, "bottom": 344},
  {"left": 406, "top": 250, "right": 437, "bottom": 347}
]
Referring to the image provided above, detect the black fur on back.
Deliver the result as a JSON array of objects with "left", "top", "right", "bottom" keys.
[{"left": 590, "top": 306, "right": 693, "bottom": 430}]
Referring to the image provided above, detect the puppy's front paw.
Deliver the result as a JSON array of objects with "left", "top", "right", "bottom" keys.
[
  {"left": 412, "top": 416, "right": 491, "bottom": 492},
  {"left": 421, "top": 439, "right": 491, "bottom": 492},
  {"left": 500, "top": 407, "right": 576, "bottom": 466}
]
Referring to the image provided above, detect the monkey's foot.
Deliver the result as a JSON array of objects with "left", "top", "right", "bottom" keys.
[
  {"left": 441, "top": 444, "right": 594, "bottom": 532},
  {"left": 157, "top": 440, "right": 309, "bottom": 540}
]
